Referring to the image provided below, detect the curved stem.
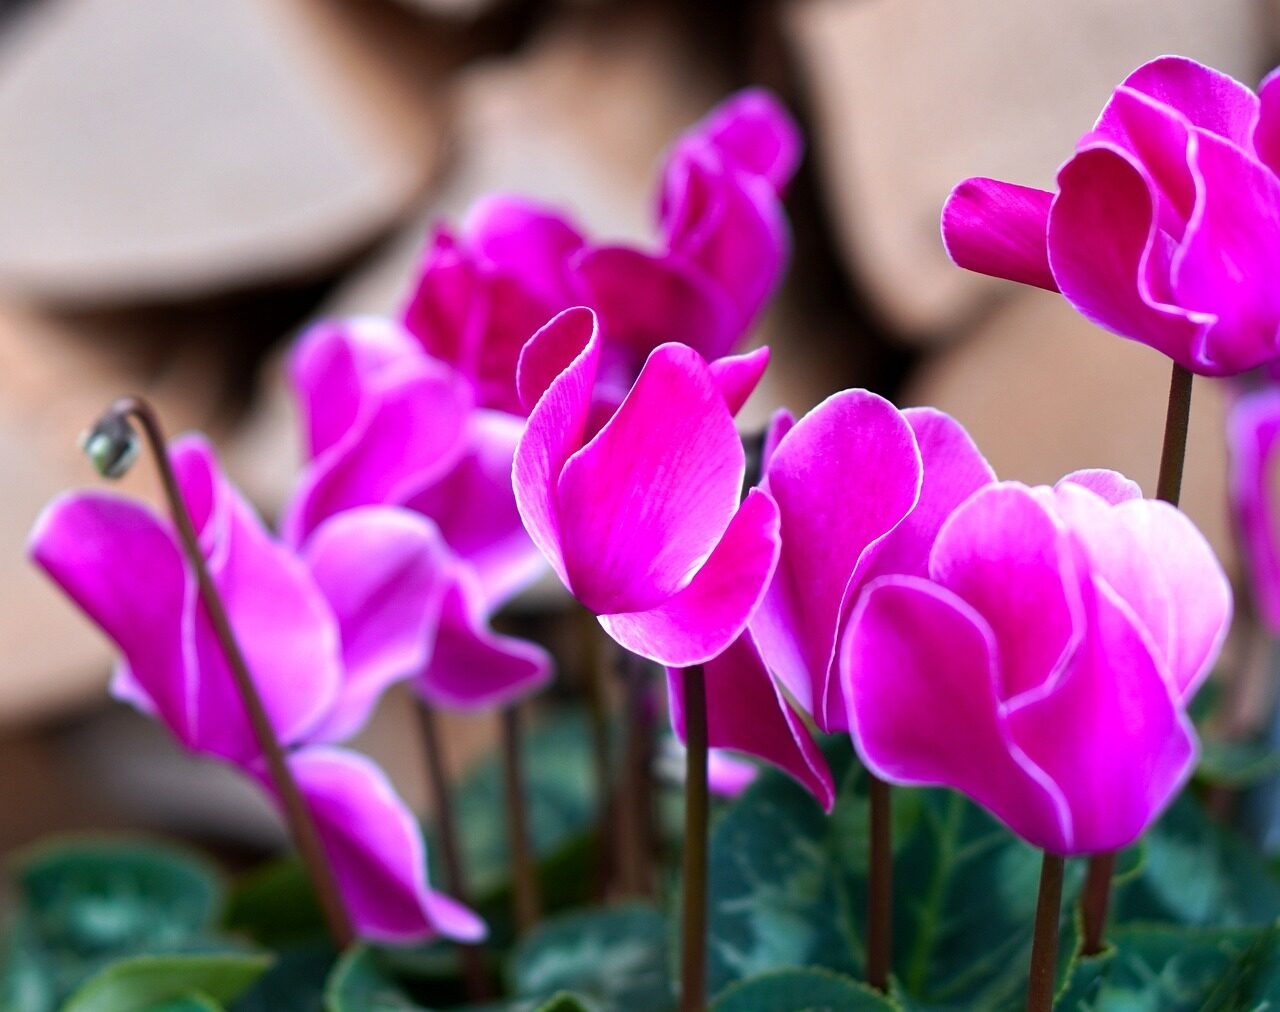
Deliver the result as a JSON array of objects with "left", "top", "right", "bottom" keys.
[
  {"left": 679, "top": 664, "right": 709, "bottom": 1012},
  {"left": 1025, "top": 852, "right": 1065, "bottom": 1012},
  {"left": 1081, "top": 362, "right": 1193, "bottom": 953},
  {"left": 501, "top": 704, "right": 541, "bottom": 935},
  {"left": 866, "top": 775, "right": 893, "bottom": 992},
  {"left": 417, "top": 702, "right": 491, "bottom": 999},
  {"left": 96, "top": 396, "right": 353, "bottom": 949}
]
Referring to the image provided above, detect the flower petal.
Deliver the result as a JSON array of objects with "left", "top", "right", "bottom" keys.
[
  {"left": 30, "top": 492, "right": 195, "bottom": 747},
  {"left": 707, "top": 345, "right": 770, "bottom": 416},
  {"left": 752, "top": 390, "right": 921, "bottom": 724},
  {"left": 1229, "top": 386, "right": 1280, "bottom": 633},
  {"left": 415, "top": 565, "right": 552, "bottom": 710},
  {"left": 406, "top": 410, "right": 545, "bottom": 610},
  {"left": 940, "top": 178, "right": 1057, "bottom": 292},
  {"left": 302, "top": 508, "right": 451, "bottom": 744},
  {"left": 513, "top": 307, "right": 601, "bottom": 585},
  {"left": 1118, "top": 56, "right": 1259, "bottom": 150},
  {"left": 930, "top": 483, "right": 1083, "bottom": 706},
  {"left": 600, "top": 488, "right": 780, "bottom": 666},
  {"left": 690, "top": 88, "right": 802, "bottom": 195},
  {"left": 667, "top": 630, "right": 832, "bottom": 810},
  {"left": 1048, "top": 143, "right": 1213, "bottom": 373},
  {"left": 1254, "top": 67, "right": 1280, "bottom": 177},
  {"left": 1008, "top": 578, "right": 1197, "bottom": 854},
  {"left": 463, "top": 195, "right": 585, "bottom": 307},
  {"left": 1056, "top": 468, "right": 1143, "bottom": 504},
  {"left": 556, "top": 343, "right": 744, "bottom": 614},
  {"left": 843, "top": 576, "right": 1071, "bottom": 854},
  {"left": 273, "top": 747, "right": 487, "bottom": 944}
]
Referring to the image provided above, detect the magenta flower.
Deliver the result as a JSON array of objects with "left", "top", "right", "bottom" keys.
[
  {"left": 943, "top": 56, "right": 1280, "bottom": 376},
  {"left": 512, "top": 306, "right": 779, "bottom": 668},
  {"left": 30, "top": 436, "right": 485, "bottom": 943},
  {"left": 843, "top": 472, "right": 1231, "bottom": 854},
  {"left": 1229, "top": 385, "right": 1280, "bottom": 632},
  {"left": 283, "top": 317, "right": 551, "bottom": 710},
  {"left": 402, "top": 88, "right": 799, "bottom": 411}
]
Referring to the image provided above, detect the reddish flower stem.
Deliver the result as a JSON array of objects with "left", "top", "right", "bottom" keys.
[
  {"left": 501, "top": 704, "right": 541, "bottom": 935},
  {"left": 679, "top": 663, "right": 709, "bottom": 1012},
  {"left": 1025, "top": 852, "right": 1065, "bottom": 1012},
  {"left": 1081, "top": 361, "right": 1193, "bottom": 954},
  {"left": 95, "top": 396, "right": 353, "bottom": 949},
  {"left": 866, "top": 774, "right": 893, "bottom": 992}
]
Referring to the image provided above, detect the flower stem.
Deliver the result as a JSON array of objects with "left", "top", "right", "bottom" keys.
[
  {"left": 866, "top": 774, "right": 893, "bottom": 992},
  {"left": 578, "top": 608, "right": 614, "bottom": 899},
  {"left": 94, "top": 397, "right": 353, "bottom": 949},
  {"left": 679, "top": 664, "right": 709, "bottom": 1012},
  {"left": 1081, "top": 361, "right": 1193, "bottom": 953},
  {"left": 501, "top": 704, "right": 541, "bottom": 935},
  {"left": 1025, "top": 852, "right": 1064, "bottom": 1012},
  {"left": 416, "top": 701, "right": 491, "bottom": 1000},
  {"left": 620, "top": 651, "right": 656, "bottom": 897}
]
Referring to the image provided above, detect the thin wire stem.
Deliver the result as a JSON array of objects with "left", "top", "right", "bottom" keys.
[
  {"left": 1025, "top": 852, "right": 1065, "bottom": 1012},
  {"left": 416, "top": 701, "right": 491, "bottom": 1000},
  {"left": 679, "top": 664, "right": 709, "bottom": 1012},
  {"left": 1081, "top": 362, "right": 1192, "bottom": 954},
  {"left": 100, "top": 396, "right": 353, "bottom": 949},
  {"left": 501, "top": 704, "right": 541, "bottom": 935},
  {"left": 866, "top": 775, "right": 893, "bottom": 992}
]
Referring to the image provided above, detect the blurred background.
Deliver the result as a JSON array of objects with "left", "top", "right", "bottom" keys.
[{"left": 0, "top": 0, "right": 1275, "bottom": 866}]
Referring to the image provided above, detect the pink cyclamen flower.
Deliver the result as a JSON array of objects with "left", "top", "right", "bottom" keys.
[
  {"left": 662, "top": 392, "right": 995, "bottom": 811},
  {"left": 284, "top": 318, "right": 551, "bottom": 711},
  {"left": 1228, "top": 384, "right": 1280, "bottom": 632},
  {"left": 843, "top": 472, "right": 1231, "bottom": 854},
  {"left": 30, "top": 435, "right": 485, "bottom": 943},
  {"left": 513, "top": 306, "right": 780, "bottom": 669},
  {"left": 943, "top": 56, "right": 1280, "bottom": 376},
  {"left": 402, "top": 88, "right": 799, "bottom": 411}
]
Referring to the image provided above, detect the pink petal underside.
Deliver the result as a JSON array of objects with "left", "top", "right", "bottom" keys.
[
  {"left": 282, "top": 353, "right": 475, "bottom": 547},
  {"left": 842, "top": 576, "right": 1071, "bottom": 854},
  {"left": 301, "top": 507, "right": 452, "bottom": 745},
  {"left": 666, "top": 629, "right": 833, "bottom": 810},
  {"left": 289, "top": 318, "right": 423, "bottom": 460},
  {"left": 401, "top": 232, "right": 484, "bottom": 377},
  {"left": 1118, "top": 56, "right": 1260, "bottom": 150},
  {"left": 1228, "top": 386, "right": 1280, "bottom": 632},
  {"left": 1051, "top": 483, "right": 1231, "bottom": 703},
  {"left": 512, "top": 307, "right": 602, "bottom": 587},
  {"left": 940, "top": 178, "right": 1057, "bottom": 291},
  {"left": 556, "top": 343, "right": 745, "bottom": 615},
  {"left": 707, "top": 751, "right": 760, "bottom": 798},
  {"left": 463, "top": 194, "right": 586, "bottom": 307},
  {"left": 1047, "top": 143, "right": 1213, "bottom": 373},
  {"left": 600, "top": 488, "right": 780, "bottom": 667},
  {"left": 570, "top": 246, "right": 737, "bottom": 368},
  {"left": 760, "top": 407, "right": 796, "bottom": 473},
  {"left": 172, "top": 439, "right": 343, "bottom": 761},
  {"left": 692, "top": 87, "right": 803, "bottom": 194},
  {"left": 273, "top": 747, "right": 488, "bottom": 944},
  {"left": 929, "top": 482, "right": 1083, "bottom": 707},
  {"left": 30, "top": 492, "right": 196, "bottom": 747},
  {"left": 660, "top": 148, "right": 788, "bottom": 337},
  {"left": 473, "top": 269, "right": 565, "bottom": 416},
  {"left": 861, "top": 407, "right": 996, "bottom": 583},
  {"left": 1057, "top": 468, "right": 1143, "bottom": 504},
  {"left": 1007, "top": 578, "right": 1198, "bottom": 854},
  {"left": 1168, "top": 126, "right": 1280, "bottom": 374},
  {"left": 1254, "top": 68, "right": 1280, "bottom": 177},
  {"left": 414, "top": 564, "right": 552, "bottom": 710},
  {"left": 707, "top": 345, "right": 770, "bottom": 416},
  {"left": 752, "top": 389, "right": 921, "bottom": 725},
  {"left": 406, "top": 409, "right": 545, "bottom": 611}
]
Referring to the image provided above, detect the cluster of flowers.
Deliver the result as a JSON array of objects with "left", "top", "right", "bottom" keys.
[
  {"left": 29, "top": 89, "right": 800, "bottom": 943},
  {"left": 34, "top": 53, "right": 1280, "bottom": 948}
]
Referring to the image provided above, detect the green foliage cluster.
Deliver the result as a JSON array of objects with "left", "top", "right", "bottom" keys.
[{"left": 5, "top": 714, "right": 1280, "bottom": 1010}]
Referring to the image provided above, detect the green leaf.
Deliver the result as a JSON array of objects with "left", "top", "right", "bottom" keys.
[
  {"left": 1073, "top": 922, "right": 1280, "bottom": 1010},
  {"left": 223, "top": 858, "right": 326, "bottom": 948},
  {"left": 1113, "top": 793, "right": 1280, "bottom": 926},
  {"left": 706, "top": 738, "right": 1081, "bottom": 1008},
  {"left": 62, "top": 952, "right": 271, "bottom": 1012},
  {"left": 146, "top": 996, "right": 224, "bottom": 1012},
  {"left": 1195, "top": 738, "right": 1280, "bottom": 788},
  {"left": 532, "top": 994, "right": 596, "bottom": 1012},
  {"left": 231, "top": 944, "right": 335, "bottom": 1012},
  {"left": 711, "top": 969, "right": 898, "bottom": 1011},
  {"left": 324, "top": 946, "right": 433, "bottom": 1012},
  {"left": 511, "top": 904, "right": 672, "bottom": 1011}
]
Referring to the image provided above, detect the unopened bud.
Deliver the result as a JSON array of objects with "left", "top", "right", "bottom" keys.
[{"left": 81, "top": 414, "right": 140, "bottom": 479}]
